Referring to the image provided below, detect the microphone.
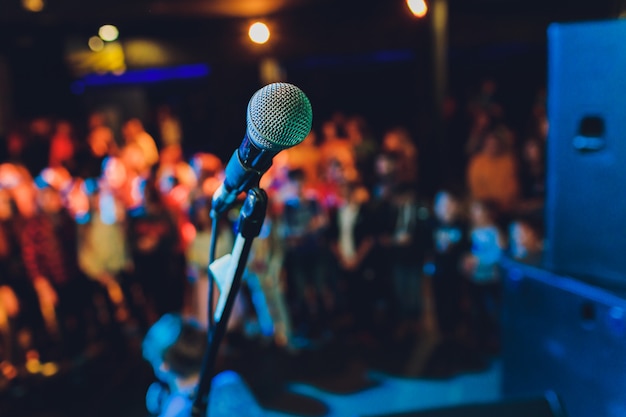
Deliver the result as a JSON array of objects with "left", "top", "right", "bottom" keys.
[{"left": 211, "top": 82, "right": 313, "bottom": 216}]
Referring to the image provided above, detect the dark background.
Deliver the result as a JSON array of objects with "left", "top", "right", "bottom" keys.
[{"left": 0, "top": 0, "right": 622, "bottom": 162}]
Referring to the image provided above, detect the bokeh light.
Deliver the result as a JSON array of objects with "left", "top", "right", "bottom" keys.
[
  {"left": 21, "top": 0, "right": 45, "bottom": 12},
  {"left": 407, "top": 0, "right": 428, "bottom": 18},
  {"left": 99, "top": 24, "right": 120, "bottom": 42},
  {"left": 249, "top": 22, "right": 270, "bottom": 44},
  {"left": 88, "top": 36, "right": 105, "bottom": 52}
]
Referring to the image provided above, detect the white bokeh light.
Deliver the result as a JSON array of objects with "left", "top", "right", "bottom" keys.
[
  {"left": 407, "top": 0, "right": 428, "bottom": 18},
  {"left": 249, "top": 22, "right": 270, "bottom": 45},
  {"left": 99, "top": 25, "right": 120, "bottom": 42}
]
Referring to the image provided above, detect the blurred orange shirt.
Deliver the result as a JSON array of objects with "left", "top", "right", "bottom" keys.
[{"left": 467, "top": 152, "right": 519, "bottom": 212}]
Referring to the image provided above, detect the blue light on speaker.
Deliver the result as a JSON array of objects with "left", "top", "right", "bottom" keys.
[{"left": 607, "top": 306, "right": 626, "bottom": 336}]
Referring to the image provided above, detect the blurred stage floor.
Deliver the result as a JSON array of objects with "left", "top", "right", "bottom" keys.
[{"left": 0, "top": 328, "right": 501, "bottom": 417}]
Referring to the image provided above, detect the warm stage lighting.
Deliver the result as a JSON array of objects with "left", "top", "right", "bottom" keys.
[
  {"left": 99, "top": 25, "right": 120, "bottom": 42},
  {"left": 249, "top": 22, "right": 270, "bottom": 45},
  {"left": 88, "top": 36, "right": 105, "bottom": 52},
  {"left": 21, "top": 0, "right": 45, "bottom": 12},
  {"left": 407, "top": 0, "right": 428, "bottom": 18}
]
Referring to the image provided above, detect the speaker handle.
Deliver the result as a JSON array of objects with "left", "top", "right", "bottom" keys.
[{"left": 573, "top": 115, "right": 605, "bottom": 152}]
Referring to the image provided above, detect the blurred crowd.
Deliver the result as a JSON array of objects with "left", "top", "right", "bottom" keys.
[{"left": 0, "top": 79, "right": 548, "bottom": 391}]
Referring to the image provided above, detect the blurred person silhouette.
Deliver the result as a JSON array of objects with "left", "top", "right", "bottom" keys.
[
  {"left": 371, "top": 151, "right": 400, "bottom": 203},
  {"left": 190, "top": 153, "right": 224, "bottom": 201},
  {"left": 345, "top": 115, "right": 378, "bottom": 189},
  {"left": 319, "top": 119, "right": 354, "bottom": 186},
  {"left": 467, "top": 78, "right": 504, "bottom": 121},
  {"left": 380, "top": 183, "right": 432, "bottom": 341},
  {"left": 277, "top": 130, "right": 322, "bottom": 190},
  {"left": 120, "top": 140, "right": 154, "bottom": 189},
  {"left": 368, "top": 151, "right": 400, "bottom": 335},
  {"left": 378, "top": 127, "right": 423, "bottom": 301},
  {"left": 185, "top": 197, "right": 234, "bottom": 329},
  {"left": 243, "top": 206, "right": 295, "bottom": 350},
  {"left": 142, "top": 313, "right": 264, "bottom": 417},
  {"left": 508, "top": 215, "right": 544, "bottom": 265},
  {"left": 122, "top": 118, "right": 159, "bottom": 176},
  {"left": 48, "top": 120, "right": 76, "bottom": 172},
  {"left": 2, "top": 163, "right": 37, "bottom": 219},
  {"left": 461, "top": 199, "right": 505, "bottom": 353},
  {"left": 156, "top": 145, "right": 198, "bottom": 250},
  {"left": 327, "top": 172, "right": 377, "bottom": 343},
  {"left": 21, "top": 167, "right": 94, "bottom": 360},
  {"left": 318, "top": 153, "right": 355, "bottom": 213},
  {"left": 156, "top": 151, "right": 199, "bottom": 328},
  {"left": 427, "top": 189, "right": 470, "bottom": 341},
  {"left": 464, "top": 109, "right": 492, "bottom": 157},
  {"left": 185, "top": 157, "right": 230, "bottom": 331},
  {"left": 381, "top": 127, "right": 419, "bottom": 189},
  {"left": 158, "top": 144, "right": 184, "bottom": 175},
  {"left": 260, "top": 150, "right": 291, "bottom": 208},
  {"left": 0, "top": 280, "right": 20, "bottom": 386},
  {"left": 517, "top": 135, "right": 546, "bottom": 218},
  {"left": 76, "top": 111, "right": 119, "bottom": 179},
  {"left": 142, "top": 313, "right": 207, "bottom": 417},
  {"left": 20, "top": 117, "right": 53, "bottom": 178},
  {"left": 0, "top": 184, "right": 43, "bottom": 381},
  {"left": 466, "top": 125, "right": 520, "bottom": 217},
  {"left": 190, "top": 152, "right": 224, "bottom": 196},
  {"left": 0, "top": 167, "right": 43, "bottom": 363},
  {"left": 465, "top": 79, "right": 506, "bottom": 174},
  {"left": 127, "top": 177, "right": 182, "bottom": 323},
  {"left": 76, "top": 157, "right": 135, "bottom": 334},
  {"left": 3, "top": 124, "right": 28, "bottom": 166},
  {"left": 279, "top": 168, "right": 329, "bottom": 342},
  {"left": 155, "top": 104, "right": 183, "bottom": 149},
  {"left": 525, "top": 87, "right": 548, "bottom": 143}
]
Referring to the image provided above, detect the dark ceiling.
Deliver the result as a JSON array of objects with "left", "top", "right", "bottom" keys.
[
  {"left": 0, "top": 0, "right": 620, "bottom": 21},
  {"left": 0, "top": 0, "right": 620, "bottom": 60},
  {"left": 0, "top": 0, "right": 622, "bottom": 141}
]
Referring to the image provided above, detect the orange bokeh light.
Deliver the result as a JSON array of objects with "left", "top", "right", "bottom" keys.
[{"left": 407, "top": 0, "right": 428, "bottom": 18}]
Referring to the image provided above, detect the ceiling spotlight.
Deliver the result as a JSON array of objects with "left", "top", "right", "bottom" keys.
[
  {"left": 99, "top": 25, "right": 119, "bottom": 42},
  {"left": 249, "top": 22, "right": 270, "bottom": 45},
  {"left": 407, "top": 0, "right": 428, "bottom": 18}
]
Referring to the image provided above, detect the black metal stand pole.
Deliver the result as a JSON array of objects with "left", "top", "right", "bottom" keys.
[{"left": 191, "top": 188, "right": 268, "bottom": 417}]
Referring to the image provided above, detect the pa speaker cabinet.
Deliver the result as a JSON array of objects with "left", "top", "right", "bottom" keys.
[
  {"left": 545, "top": 19, "right": 626, "bottom": 286},
  {"left": 501, "top": 258, "right": 626, "bottom": 417}
]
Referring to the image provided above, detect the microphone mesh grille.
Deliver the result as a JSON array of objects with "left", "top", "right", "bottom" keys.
[{"left": 246, "top": 83, "right": 313, "bottom": 151}]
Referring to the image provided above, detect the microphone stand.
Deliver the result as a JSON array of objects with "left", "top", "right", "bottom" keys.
[{"left": 191, "top": 187, "right": 267, "bottom": 417}]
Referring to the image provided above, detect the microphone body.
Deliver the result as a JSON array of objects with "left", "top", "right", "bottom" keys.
[{"left": 211, "top": 82, "right": 312, "bottom": 216}]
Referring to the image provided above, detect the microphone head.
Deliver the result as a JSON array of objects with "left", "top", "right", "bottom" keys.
[{"left": 246, "top": 82, "right": 313, "bottom": 151}]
